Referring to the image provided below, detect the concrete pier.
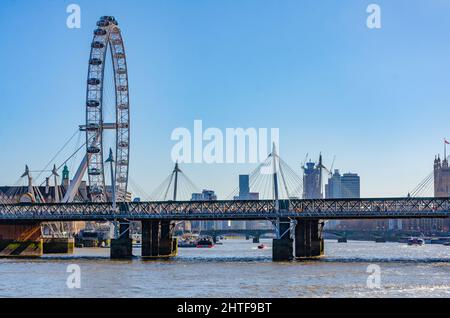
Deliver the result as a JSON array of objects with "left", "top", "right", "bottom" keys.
[
  {"left": 142, "top": 220, "right": 158, "bottom": 257},
  {"left": 0, "top": 222, "right": 43, "bottom": 258},
  {"left": 294, "top": 219, "right": 324, "bottom": 259},
  {"left": 43, "top": 238, "right": 75, "bottom": 254},
  {"left": 142, "top": 220, "right": 177, "bottom": 259},
  {"left": 110, "top": 222, "right": 133, "bottom": 259},
  {"left": 252, "top": 236, "right": 260, "bottom": 243},
  {"left": 272, "top": 219, "right": 293, "bottom": 261}
]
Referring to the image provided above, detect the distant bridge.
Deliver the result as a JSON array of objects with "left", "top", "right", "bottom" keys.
[{"left": 199, "top": 229, "right": 275, "bottom": 238}]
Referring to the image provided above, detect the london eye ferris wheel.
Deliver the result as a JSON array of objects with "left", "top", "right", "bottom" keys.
[{"left": 82, "top": 16, "right": 130, "bottom": 202}]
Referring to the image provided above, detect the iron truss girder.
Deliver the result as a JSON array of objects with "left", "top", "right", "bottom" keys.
[{"left": 0, "top": 198, "right": 449, "bottom": 221}]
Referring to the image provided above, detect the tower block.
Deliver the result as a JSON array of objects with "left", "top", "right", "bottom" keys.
[{"left": 0, "top": 221, "right": 43, "bottom": 257}]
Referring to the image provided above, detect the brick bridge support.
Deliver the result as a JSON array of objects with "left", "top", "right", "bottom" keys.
[
  {"left": 272, "top": 218, "right": 293, "bottom": 261},
  {"left": 43, "top": 238, "right": 75, "bottom": 254},
  {"left": 294, "top": 219, "right": 324, "bottom": 259},
  {"left": 272, "top": 218, "right": 324, "bottom": 261},
  {"left": 0, "top": 221, "right": 43, "bottom": 257},
  {"left": 110, "top": 221, "right": 133, "bottom": 259},
  {"left": 141, "top": 220, "right": 177, "bottom": 259}
]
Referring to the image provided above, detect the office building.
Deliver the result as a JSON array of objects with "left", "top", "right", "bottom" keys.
[
  {"left": 191, "top": 189, "right": 218, "bottom": 231},
  {"left": 302, "top": 156, "right": 323, "bottom": 199}
]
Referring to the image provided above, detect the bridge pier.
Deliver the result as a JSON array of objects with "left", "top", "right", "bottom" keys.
[
  {"left": 294, "top": 219, "right": 324, "bottom": 259},
  {"left": 110, "top": 221, "right": 133, "bottom": 259},
  {"left": 252, "top": 236, "right": 260, "bottom": 243},
  {"left": 0, "top": 221, "right": 43, "bottom": 258},
  {"left": 142, "top": 220, "right": 177, "bottom": 259},
  {"left": 272, "top": 219, "right": 293, "bottom": 261},
  {"left": 43, "top": 238, "right": 75, "bottom": 254}
]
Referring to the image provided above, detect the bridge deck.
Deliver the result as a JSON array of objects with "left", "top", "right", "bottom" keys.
[{"left": 0, "top": 198, "right": 449, "bottom": 221}]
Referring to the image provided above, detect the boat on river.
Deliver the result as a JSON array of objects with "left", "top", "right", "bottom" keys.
[
  {"left": 196, "top": 237, "right": 214, "bottom": 248},
  {"left": 408, "top": 237, "right": 425, "bottom": 246}
]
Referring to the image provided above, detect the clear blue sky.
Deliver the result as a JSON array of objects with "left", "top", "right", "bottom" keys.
[{"left": 1, "top": 0, "right": 450, "bottom": 198}]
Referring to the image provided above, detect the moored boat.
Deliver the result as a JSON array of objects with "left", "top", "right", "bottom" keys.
[
  {"left": 196, "top": 237, "right": 214, "bottom": 248},
  {"left": 178, "top": 240, "right": 197, "bottom": 248},
  {"left": 408, "top": 237, "right": 425, "bottom": 246}
]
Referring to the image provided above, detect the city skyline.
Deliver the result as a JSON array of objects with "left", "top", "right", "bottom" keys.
[
  {"left": 2, "top": 1, "right": 450, "bottom": 199},
  {"left": 1, "top": 3, "right": 450, "bottom": 300}
]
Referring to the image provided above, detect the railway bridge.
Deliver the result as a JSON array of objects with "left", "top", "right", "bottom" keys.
[{"left": 0, "top": 197, "right": 448, "bottom": 260}]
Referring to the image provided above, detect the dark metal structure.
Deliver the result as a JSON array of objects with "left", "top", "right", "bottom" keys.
[{"left": 0, "top": 197, "right": 449, "bottom": 221}]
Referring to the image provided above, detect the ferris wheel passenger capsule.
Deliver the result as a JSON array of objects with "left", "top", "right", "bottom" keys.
[
  {"left": 91, "top": 41, "right": 105, "bottom": 49},
  {"left": 88, "top": 168, "right": 101, "bottom": 176},
  {"left": 87, "top": 100, "right": 100, "bottom": 107},
  {"left": 94, "top": 28, "right": 107, "bottom": 36},
  {"left": 87, "top": 146, "right": 101, "bottom": 154},
  {"left": 97, "top": 20, "right": 110, "bottom": 27},
  {"left": 89, "top": 58, "right": 102, "bottom": 66},
  {"left": 87, "top": 78, "right": 101, "bottom": 85}
]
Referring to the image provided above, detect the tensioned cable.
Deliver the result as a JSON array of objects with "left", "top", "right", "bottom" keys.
[
  {"left": 38, "top": 137, "right": 89, "bottom": 187},
  {"left": 34, "top": 129, "right": 80, "bottom": 183}
]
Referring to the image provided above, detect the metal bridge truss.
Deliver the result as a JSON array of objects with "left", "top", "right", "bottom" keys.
[{"left": 0, "top": 197, "right": 449, "bottom": 221}]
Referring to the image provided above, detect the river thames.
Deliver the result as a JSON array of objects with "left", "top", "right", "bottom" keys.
[{"left": 0, "top": 239, "right": 449, "bottom": 298}]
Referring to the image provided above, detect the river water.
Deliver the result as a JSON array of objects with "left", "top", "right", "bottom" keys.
[{"left": 0, "top": 239, "right": 449, "bottom": 298}]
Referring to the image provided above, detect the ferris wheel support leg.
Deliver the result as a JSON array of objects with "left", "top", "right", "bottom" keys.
[{"left": 63, "top": 155, "right": 88, "bottom": 203}]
